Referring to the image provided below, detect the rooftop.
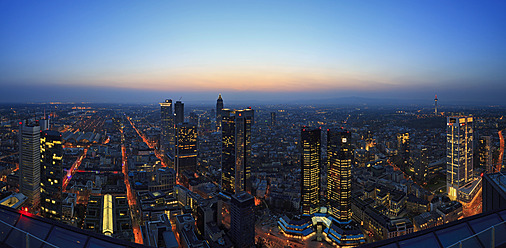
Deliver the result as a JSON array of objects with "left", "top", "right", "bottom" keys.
[
  {"left": 0, "top": 204, "right": 150, "bottom": 248},
  {"left": 359, "top": 207, "right": 506, "bottom": 248}
]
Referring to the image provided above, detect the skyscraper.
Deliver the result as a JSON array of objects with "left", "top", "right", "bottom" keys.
[
  {"left": 413, "top": 146, "right": 429, "bottom": 183},
  {"left": 478, "top": 135, "right": 493, "bottom": 173},
  {"left": 327, "top": 129, "right": 351, "bottom": 222},
  {"left": 19, "top": 121, "right": 41, "bottom": 210},
  {"left": 40, "top": 130, "right": 64, "bottom": 220},
  {"left": 447, "top": 116, "right": 474, "bottom": 201},
  {"left": 230, "top": 192, "right": 255, "bottom": 248},
  {"left": 175, "top": 122, "right": 197, "bottom": 177},
  {"left": 397, "top": 132, "right": 410, "bottom": 171},
  {"left": 221, "top": 108, "right": 254, "bottom": 195},
  {"left": 216, "top": 94, "right": 224, "bottom": 130},
  {"left": 301, "top": 127, "right": 321, "bottom": 215},
  {"left": 174, "top": 100, "right": 184, "bottom": 125},
  {"left": 160, "top": 99, "right": 175, "bottom": 158}
]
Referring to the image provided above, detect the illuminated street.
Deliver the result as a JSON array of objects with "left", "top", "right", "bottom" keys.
[
  {"left": 127, "top": 116, "right": 170, "bottom": 168},
  {"left": 120, "top": 125, "right": 143, "bottom": 244},
  {"left": 62, "top": 148, "right": 87, "bottom": 191}
]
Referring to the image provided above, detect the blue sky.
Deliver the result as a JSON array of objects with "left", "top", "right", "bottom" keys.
[{"left": 1, "top": 1, "right": 505, "bottom": 104}]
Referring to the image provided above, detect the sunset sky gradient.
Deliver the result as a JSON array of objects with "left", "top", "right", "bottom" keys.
[{"left": 1, "top": 1, "right": 506, "bottom": 104}]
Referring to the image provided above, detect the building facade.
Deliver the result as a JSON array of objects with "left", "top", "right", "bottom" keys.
[
  {"left": 175, "top": 100, "right": 184, "bottom": 125},
  {"left": 40, "top": 130, "right": 64, "bottom": 220},
  {"left": 301, "top": 127, "right": 321, "bottom": 215},
  {"left": 446, "top": 116, "right": 474, "bottom": 201},
  {"left": 221, "top": 108, "right": 254, "bottom": 195},
  {"left": 327, "top": 129, "right": 352, "bottom": 222},
  {"left": 19, "top": 121, "right": 41, "bottom": 210},
  {"left": 230, "top": 192, "right": 255, "bottom": 248},
  {"left": 175, "top": 123, "right": 197, "bottom": 177},
  {"left": 160, "top": 99, "right": 175, "bottom": 158}
]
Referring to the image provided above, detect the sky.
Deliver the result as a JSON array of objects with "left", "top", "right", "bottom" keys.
[{"left": 1, "top": 1, "right": 506, "bottom": 105}]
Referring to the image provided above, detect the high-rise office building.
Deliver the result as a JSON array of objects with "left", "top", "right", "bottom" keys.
[
  {"left": 19, "top": 121, "right": 41, "bottom": 210},
  {"left": 270, "top": 112, "right": 276, "bottom": 126},
  {"left": 160, "top": 99, "right": 175, "bottom": 158},
  {"left": 397, "top": 132, "right": 410, "bottom": 171},
  {"left": 478, "top": 135, "right": 493, "bottom": 173},
  {"left": 216, "top": 94, "right": 224, "bottom": 130},
  {"left": 175, "top": 100, "right": 184, "bottom": 125},
  {"left": 327, "top": 129, "right": 352, "bottom": 222},
  {"left": 221, "top": 108, "right": 254, "bottom": 195},
  {"left": 230, "top": 192, "right": 255, "bottom": 248},
  {"left": 175, "top": 122, "right": 197, "bottom": 177},
  {"left": 413, "top": 146, "right": 429, "bottom": 183},
  {"left": 301, "top": 127, "right": 321, "bottom": 215},
  {"left": 447, "top": 116, "right": 474, "bottom": 201},
  {"left": 40, "top": 130, "right": 63, "bottom": 220}
]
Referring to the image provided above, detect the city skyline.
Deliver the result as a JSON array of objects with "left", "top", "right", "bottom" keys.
[{"left": 1, "top": 1, "right": 506, "bottom": 104}]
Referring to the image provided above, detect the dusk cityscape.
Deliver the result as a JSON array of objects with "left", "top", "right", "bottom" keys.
[{"left": 1, "top": 1, "right": 506, "bottom": 248}]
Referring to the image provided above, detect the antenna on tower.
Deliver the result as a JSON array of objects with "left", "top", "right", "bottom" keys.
[{"left": 179, "top": 97, "right": 182, "bottom": 101}]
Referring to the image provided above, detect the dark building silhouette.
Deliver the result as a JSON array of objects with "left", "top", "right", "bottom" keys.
[
  {"left": 221, "top": 108, "right": 254, "bottom": 195},
  {"left": 160, "top": 99, "right": 175, "bottom": 158},
  {"left": 216, "top": 94, "right": 224, "bottom": 130},
  {"left": 40, "top": 130, "right": 64, "bottom": 220},
  {"left": 482, "top": 172, "right": 506, "bottom": 212},
  {"left": 301, "top": 127, "right": 321, "bottom": 215},
  {"left": 230, "top": 192, "right": 255, "bottom": 248},
  {"left": 175, "top": 100, "right": 184, "bottom": 125}
]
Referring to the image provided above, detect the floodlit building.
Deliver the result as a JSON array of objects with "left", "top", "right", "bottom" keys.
[{"left": 446, "top": 116, "right": 474, "bottom": 201}]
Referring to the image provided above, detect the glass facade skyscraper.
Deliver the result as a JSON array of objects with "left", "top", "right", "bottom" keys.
[
  {"left": 327, "top": 129, "right": 351, "bottom": 222},
  {"left": 301, "top": 127, "right": 320, "bottom": 215},
  {"left": 221, "top": 108, "right": 253, "bottom": 195},
  {"left": 160, "top": 99, "right": 175, "bottom": 158},
  {"left": 446, "top": 116, "right": 474, "bottom": 201}
]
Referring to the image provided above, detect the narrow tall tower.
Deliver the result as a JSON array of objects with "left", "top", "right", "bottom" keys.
[
  {"left": 216, "top": 94, "right": 224, "bottom": 130},
  {"left": 301, "top": 127, "right": 321, "bottom": 215},
  {"left": 221, "top": 108, "right": 254, "bottom": 195},
  {"left": 160, "top": 99, "right": 175, "bottom": 158},
  {"left": 40, "top": 130, "right": 63, "bottom": 220},
  {"left": 19, "top": 121, "right": 41, "bottom": 210},
  {"left": 175, "top": 100, "right": 184, "bottom": 124},
  {"left": 435, "top": 94, "right": 438, "bottom": 115},
  {"left": 327, "top": 129, "right": 352, "bottom": 223}
]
